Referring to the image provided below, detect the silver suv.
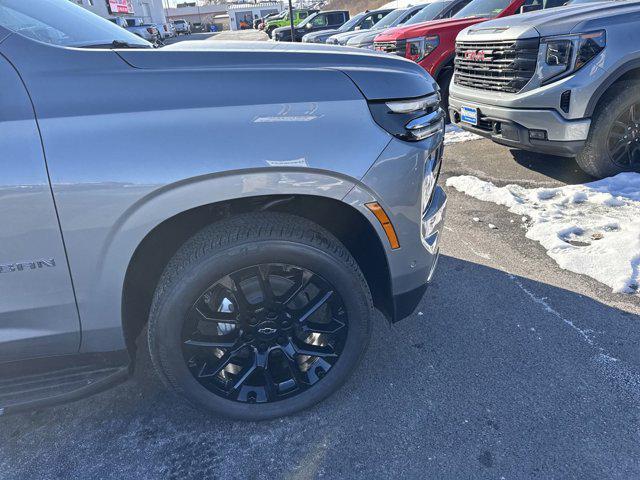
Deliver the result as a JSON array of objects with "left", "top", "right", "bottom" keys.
[
  {"left": 0, "top": 0, "right": 446, "bottom": 420},
  {"left": 449, "top": 1, "right": 640, "bottom": 178}
]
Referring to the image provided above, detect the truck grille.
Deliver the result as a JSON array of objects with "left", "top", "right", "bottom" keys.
[
  {"left": 374, "top": 39, "right": 407, "bottom": 57},
  {"left": 454, "top": 38, "right": 540, "bottom": 93}
]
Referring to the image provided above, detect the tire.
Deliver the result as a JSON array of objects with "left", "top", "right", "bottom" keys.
[
  {"left": 437, "top": 68, "right": 453, "bottom": 123},
  {"left": 576, "top": 80, "right": 640, "bottom": 178},
  {"left": 148, "top": 212, "right": 373, "bottom": 421}
]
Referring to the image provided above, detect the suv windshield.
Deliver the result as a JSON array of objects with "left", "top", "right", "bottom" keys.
[
  {"left": 405, "top": 2, "right": 450, "bottom": 25},
  {"left": 337, "top": 12, "right": 365, "bottom": 32},
  {"left": 373, "top": 9, "right": 407, "bottom": 28},
  {"left": 0, "top": 0, "right": 151, "bottom": 48},
  {"left": 454, "top": 0, "right": 511, "bottom": 18}
]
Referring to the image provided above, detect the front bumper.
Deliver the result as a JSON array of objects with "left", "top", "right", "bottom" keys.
[
  {"left": 449, "top": 96, "right": 590, "bottom": 157},
  {"left": 393, "top": 185, "right": 446, "bottom": 320},
  {"left": 346, "top": 131, "right": 446, "bottom": 322}
]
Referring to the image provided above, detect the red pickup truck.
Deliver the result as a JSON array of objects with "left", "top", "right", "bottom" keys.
[{"left": 373, "top": 0, "right": 537, "bottom": 111}]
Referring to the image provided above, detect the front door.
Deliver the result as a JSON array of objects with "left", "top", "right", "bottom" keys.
[{"left": 0, "top": 53, "right": 80, "bottom": 362}]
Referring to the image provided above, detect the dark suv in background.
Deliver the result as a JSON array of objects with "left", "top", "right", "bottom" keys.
[
  {"left": 303, "top": 9, "right": 392, "bottom": 44},
  {"left": 273, "top": 10, "right": 350, "bottom": 42}
]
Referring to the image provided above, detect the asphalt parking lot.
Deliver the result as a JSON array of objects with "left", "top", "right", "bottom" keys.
[{"left": 1, "top": 138, "right": 639, "bottom": 480}]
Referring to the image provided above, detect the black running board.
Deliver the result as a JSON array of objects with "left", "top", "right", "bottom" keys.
[{"left": 0, "top": 351, "right": 130, "bottom": 416}]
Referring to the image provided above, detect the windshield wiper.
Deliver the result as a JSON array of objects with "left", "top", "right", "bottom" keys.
[{"left": 79, "top": 40, "right": 152, "bottom": 49}]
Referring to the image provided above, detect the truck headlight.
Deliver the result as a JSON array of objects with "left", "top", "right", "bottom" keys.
[
  {"left": 575, "top": 30, "right": 606, "bottom": 70},
  {"left": 539, "top": 31, "right": 605, "bottom": 85},
  {"left": 545, "top": 39, "right": 572, "bottom": 67},
  {"left": 405, "top": 35, "right": 439, "bottom": 62},
  {"left": 369, "top": 93, "right": 444, "bottom": 142}
]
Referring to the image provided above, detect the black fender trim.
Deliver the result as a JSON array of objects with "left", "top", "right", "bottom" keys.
[
  {"left": 585, "top": 58, "right": 640, "bottom": 117},
  {"left": 433, "top": 53, "right": 456, "bottom": 82}
]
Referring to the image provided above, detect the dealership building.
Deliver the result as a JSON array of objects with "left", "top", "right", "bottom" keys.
[{"left": 72, "top": 0, "right": 168, "bottom": 25}]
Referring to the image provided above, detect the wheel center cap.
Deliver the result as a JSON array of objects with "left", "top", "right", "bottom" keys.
[{"left": 256, "top": 321, "right": 279, "bottom": 339}]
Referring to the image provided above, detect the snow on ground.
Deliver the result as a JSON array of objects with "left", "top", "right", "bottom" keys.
[
  {"left": 446, "top": 173, "right": 640, "bottom": 294},
  {"left": 444, "top": 124, "right": 482, "bottom": 146}
]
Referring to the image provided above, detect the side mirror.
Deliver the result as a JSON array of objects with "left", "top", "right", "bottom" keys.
[
  {"left": 305, "top": 23, "right": 312, "bottom": 29},
  {"left": 519, "top": 4, "right": 542, "bottom": 13},
  {"left": 354, "top": 26, "right": 361, "bottom": 31}
]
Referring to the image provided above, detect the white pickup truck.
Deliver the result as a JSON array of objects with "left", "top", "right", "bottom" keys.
[{"left": 109, "top": 16, "right": 159, "bottom": 44}]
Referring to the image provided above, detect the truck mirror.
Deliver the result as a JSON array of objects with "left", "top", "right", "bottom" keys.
[{"left": 520, "top": 4, "right": 542, "bottom": 13}]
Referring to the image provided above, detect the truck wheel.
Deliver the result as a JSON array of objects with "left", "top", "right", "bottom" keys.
[
  {"left": 147, "top": 212, "right": 373, "bottom": 420},
  {"left": 577, "top": 80, "right": 640, "bottom": 178}
]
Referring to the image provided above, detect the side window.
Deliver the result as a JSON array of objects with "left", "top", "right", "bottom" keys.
[
  {"left": 360, "top": 15, "right": 375, "bottom": 29},
  {"left": 403, "top": 9, "right": 422, "bottom": 22},
  {"left": 326, "top": 13, "right": 344, "bottom": 26},
  {"left": 543, "top": 0, "right": 568, "bottom": 8},
  {"left": 447, "top": 1, "right": 471, "bottom": 18},
  {"left": 519, "top": 0, "right": 543, "bottom": 13},
  {"left": 310, "top": 14, "right": 328, "bottom": 27}
]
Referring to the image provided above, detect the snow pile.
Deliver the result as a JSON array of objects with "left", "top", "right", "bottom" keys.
[
  {"left": 446, "top": 173, "right": 640, "bottom": 294},
  {"left": 444, "top": 124, "right": 482, "bottom": 146}
]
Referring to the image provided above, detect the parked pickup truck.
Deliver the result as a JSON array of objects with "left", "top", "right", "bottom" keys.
[
  {"left": 109, "top": 16, "right": 157, "bottom": 44},
  {"left": 344, "top": 2, "right": 466, "bottom": 50},
  {"left": 302, "top": 9, "right": 391, "bottom": 45},
  {"left": 373, "top": 0, "right": 572, "bottom": 113},
  {"left": 274, "top": 10, "right": 351, "bottom": 42},
  {"left": 264, "top": 8, "right": 318, "bottom": 37},
  {"left": 449, "top": 1, "right": 640, "bottom": 178},
  {"left": 0, "top": 0, "right": 447, "bottom": 421},
  {"left": 172, "top": 19, "right": 191, "bottom": 35},
  {"left": 323, "top": 8, "right": 393, "bottom": 45}
]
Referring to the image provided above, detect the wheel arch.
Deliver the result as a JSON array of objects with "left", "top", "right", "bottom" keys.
[
  {"left": 433, "top": 53, "right": 455, "bottom": 85},
  {"left": 585, "top": 60, "right": 640, "bottom": 117},
  {"left": 121, "top": 193, "right": 393, "bottom": 357}
]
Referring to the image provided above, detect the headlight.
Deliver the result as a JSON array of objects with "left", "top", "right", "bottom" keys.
[
  {"left": 545, "top": 39, "right": 572, "bottom": 67},
  {"left": 405, "top": 35, "right": 439, "bottom": 62},
  {"left": 539, "top": 30, "right": 605, "bottom": 84},
  {"left": 575, "top": 30, "right": 606, "bottom": 70},
  {"left": 369, "top": 92, "right": 444, "bottom": 142},
  {"left": 385, "top": 94, "right": 440, "bottom": 114}
]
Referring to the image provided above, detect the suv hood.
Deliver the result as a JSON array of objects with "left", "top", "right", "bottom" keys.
[
  {"left": 348, "top": 29, "right": 383, "bottom": 45},
  {"left": 330, "top": 29, "right": 373, "bottom": 42},
  {"left": 304, "top": 28, "right": 341, "bottom": 40},
  {"left": 459, "top": 2, "right": 640, "bottom": 40},
  {"left": 117, "top": 41, "right": 436, "bottom": 100},
  {"left": 376, "top": 17, "right": 487, "bottom": 41}
]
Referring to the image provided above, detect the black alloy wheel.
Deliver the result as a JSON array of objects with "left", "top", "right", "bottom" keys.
[
  {"left": 577, "top": 80, "right": 640, "bottom": 178},
  {"left": 181, "top": 264, "right": 348, "bottom": 404},
  {"left": 606, "top": 101, "right": 640, "bottom": 169},
  {"left": 147, "top": 213, "right": 373, "bottom": 420}
]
